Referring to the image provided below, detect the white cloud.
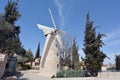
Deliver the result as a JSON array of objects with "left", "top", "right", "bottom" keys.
[
  {"left": 102, "top": 26, "right": 120, "bottom": 64},
  {"left": 103, "top": 26, "right": 120, "bottom": 46},
  {"left": 107, "top": 40, "right": 120, "bottom": 46},
  {"left": 53, "top": 0, "right": 65, "bottom": 29}
]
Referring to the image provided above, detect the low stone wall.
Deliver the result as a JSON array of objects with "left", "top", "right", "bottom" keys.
[
  {"left": 98, "top": 72, "right": 120, "bottom": 77},
  {"left": 53, "top": 77, "right": 120, "bottom": 80}
]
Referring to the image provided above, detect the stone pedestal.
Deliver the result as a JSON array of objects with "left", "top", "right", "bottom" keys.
[
  {"left": 0, "top": 54, "right": 8, "bottom": 79},
  {"left": 4, "top": 57, "right": 17, "bottom": 76}
]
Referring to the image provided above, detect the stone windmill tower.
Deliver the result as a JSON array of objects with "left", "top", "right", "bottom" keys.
[{"left": 37, "top": 9, "right": 64, "bottom": 77}]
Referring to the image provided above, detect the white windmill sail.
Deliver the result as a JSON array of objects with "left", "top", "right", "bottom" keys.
[
  {"left": 48, "top": 8, "right": 57, "bottom": 30},
  {"left": 56, "top": 34, "right": 64, "bottom": 50},
  {"left": 37, "top": 24, "right": 54, "bottom": 36},
  {"left": 49, "top": 8, "right": 65, "bottom": 50}
]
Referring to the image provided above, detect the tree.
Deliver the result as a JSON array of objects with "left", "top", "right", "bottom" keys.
[
  {"left": 5, "top": 0, "right": 21, "bottom": 42},
  {"left": 71, "top": 38, "right": 80, "bottom": 70},
  {"left": 0, "top": 19, "right": 14, "bottom": 51},
  {"left": 83, "top": 13, "right": 107, "bottom": 77},
  {"left": 58, "top": 34, "right": 73, "bottom": 68},
  {"left": 115, "top": 55, "right": 120, "bottom": 70},
  {"left": 5, "top": 0, "right": 20, "bottom": 24},
  {"left": 0, "top": 0, "right": 24, "bottom": 56},
  {"left": 58, "top": 34, "right": 80, "bottom": 70},
  {"left": 26, "top": 49, "right": 34, "bottom": 66},
  {"left": 35, "top": 42, "right": 40, "bottom": 59}
]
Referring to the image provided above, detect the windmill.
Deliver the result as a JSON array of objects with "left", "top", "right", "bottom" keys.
[{"left": 37, "top": 9, "right": 64, "bottom": 77}]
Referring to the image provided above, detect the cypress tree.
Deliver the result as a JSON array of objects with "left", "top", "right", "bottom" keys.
[
  {"left": 72, "top": 38, "right": 80, "bottom": 70},
  {"left": 35, "top": 42, "right": 40, "bottom": 58},
  {"left": 83, "top": 13, "right": 107, "bottom": 77}
]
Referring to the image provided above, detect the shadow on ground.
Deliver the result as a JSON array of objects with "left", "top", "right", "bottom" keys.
[{"left": 2, "top": 71, "right": 29, "bottom": 80}]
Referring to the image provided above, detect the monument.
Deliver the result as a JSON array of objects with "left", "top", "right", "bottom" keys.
[
  {"left": 0, "top": 53, "right": 8, "bottom": 79},
  {"left": 37, "top": 9, "right": 64, "bottom": 77}
]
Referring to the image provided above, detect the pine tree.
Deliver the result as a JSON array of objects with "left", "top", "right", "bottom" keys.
[
  {"left": 5, "top": 0, "right": 20, "bottom": 25},
  {"left": 5, "top": 0, "right": 21, "bottom": 42},
  {"left": 83, "top": 13, "right": 107, "bottom": 77},
  {"left": 71, "top": 38, "right": 80, "bottom": 70},
  {"left": 35, "top": 42, "right": 40, "bottom": 59},
  {"left": 0, "top": 0, "right": 25, "bottom": 56},
  {"left": 26, "top": 49, "right": 34, "bottom": 66}
]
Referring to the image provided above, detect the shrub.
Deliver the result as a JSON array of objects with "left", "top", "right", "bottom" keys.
[
  {"left": 56, "top": 70, "right": 89, "bottom": 78},
  {"left": 56, "top": 71, "right": 64, "bottom": 78},
  {"left": 19, "top": 62, "right": 32, "bottom": 70},
  {"left": 51, "top": 75, "right": 55, "bottom": 78}
]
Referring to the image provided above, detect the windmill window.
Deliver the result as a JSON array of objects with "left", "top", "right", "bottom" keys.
[{"left": 57, "top": 64, "right": 59, "bottom": 68}]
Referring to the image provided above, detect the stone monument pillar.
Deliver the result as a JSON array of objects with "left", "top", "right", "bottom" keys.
[{"left": 0, "top": 54, "right": 8, "bottom": 79}]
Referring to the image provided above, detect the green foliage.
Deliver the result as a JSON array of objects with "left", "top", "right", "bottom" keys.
[
  {"left": 115, "top": 55, "right": 120, "bottom": 70},
  {"left": 0, "top": 0, "right": 25, "bottom": 57},
  {"left": 83, "top": 13, "right": 107, "bottom": 77},
  {"left": 0, "top": 17, "right": 21, "bottom": 55},
  {"left": 20, "top": 62, "right": 32, "bottom": 70},
  {"left": 56, "top": 70, "right": 88, "bottom": 78},
  {"left": 51, "top": 75, "right": 56, "bottom": 78},
  {"left": 59, "top": 34, "right": 80, "bottom": 70},
  {"left": 5, "top": 0, "right": 21, "bottom": 24},
  {"left": 71, "top": 38, "right": 81, "bottom": 70},
  {"left": 17, "top": 49, "right": 34, "bottom": 69},
  {"left": 56, "top": 71, "right": 65, "bottom": 78},
  {"left": 26, "top": 49, "right": 34, "bottom": 62}
]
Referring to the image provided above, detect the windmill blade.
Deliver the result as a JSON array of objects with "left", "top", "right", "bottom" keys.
[
  {"left": 58, "top": 30, "right": 66, "bottom": 35},
  {"left": 37, "top": 24, "right": 54, "bottom": 35},
  {"left": 48, "top": 8, "right": 57, "bottom": 30},
  {"left": 37, "top": 24, "right": 53, "bottom": 30},
  {"left": 56, "top": 34, "right": 64, "bottom": 50}
]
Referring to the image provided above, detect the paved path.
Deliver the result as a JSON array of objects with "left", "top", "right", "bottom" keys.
[{"left": 20, "top": 70, "right": 51, "bottom": 80}]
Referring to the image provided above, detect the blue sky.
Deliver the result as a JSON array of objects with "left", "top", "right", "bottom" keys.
[{"left": 0, "top": 0, "right": 120, "bottom": 64}]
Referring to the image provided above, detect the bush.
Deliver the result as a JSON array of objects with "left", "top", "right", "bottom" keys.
[
  {"left": 56, "top": 71, "right": 64, "bottom": 78},
  {"left": 51, "top": 75, "right": 55, "bottom": 78},
  {"left": 22, "top": 64, "right": 32, "bottom": 70},
  {"left": 65, "top": 70, "right": 76, "bottom": 77},
  {"left": 56, "top": 70, "right": 89, "bottom": 78},
  {"left": 18, "top": 62, "right": 32, "bottom": 70}
]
